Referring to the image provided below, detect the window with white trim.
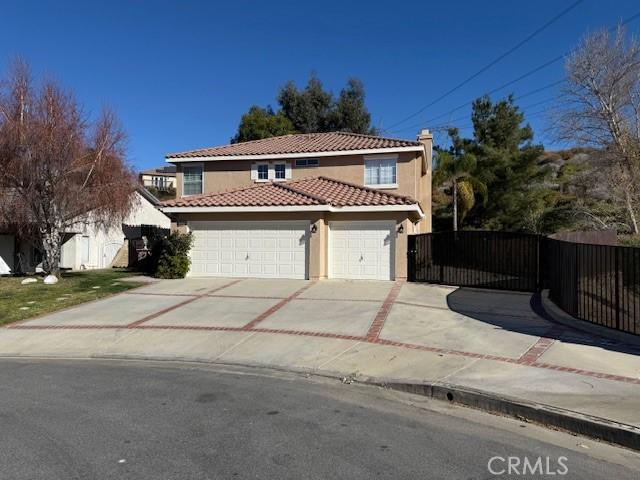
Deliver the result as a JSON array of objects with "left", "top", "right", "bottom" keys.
[
  {"left": 257, "top": 164, "right": 269, "bottom": 180},
  {"left": 365, "top": 158, "right": 397, "bottom": 187},
  {"left": 295, "top": 158, "right": 319, "bottom": 167},
  {"left": 183, "top": 165, "right": 203, "bottom": 195},
  {"left": 274, "top": 163, "right": 286, "bottom": 180}
]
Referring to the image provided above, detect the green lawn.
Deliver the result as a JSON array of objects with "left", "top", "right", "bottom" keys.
[{"left": 0, "top": 269, "right": 146, "bottom": 326}]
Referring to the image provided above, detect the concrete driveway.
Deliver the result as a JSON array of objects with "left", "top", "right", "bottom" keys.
[
  {"left": 11, "top": 277, "right": 551, "bottom": 359},
  {"left": 3, "top": 277, "right": 640, "bottom": 428}
]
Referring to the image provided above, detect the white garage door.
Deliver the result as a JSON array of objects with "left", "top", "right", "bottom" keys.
[
  {"left": 329, "top": 221, "right": 394, "bottom": 280},
  {"left": 189, "top": 221, "right": 308, "bottom": 279}
]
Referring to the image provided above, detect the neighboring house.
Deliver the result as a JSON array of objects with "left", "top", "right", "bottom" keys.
[
  {"left": 162, "top": 131, "right": 432, "bottom": 281},
  {"left": 139, "top": 166, "right": 177, "bottom": 192},
  {"left": 0, "top": 188, "right": 170, "bottom": 274}
]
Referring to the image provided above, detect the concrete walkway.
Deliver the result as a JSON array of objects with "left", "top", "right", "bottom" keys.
[{"left": 2, "top": 277, "right": 640, "bottom": 430}]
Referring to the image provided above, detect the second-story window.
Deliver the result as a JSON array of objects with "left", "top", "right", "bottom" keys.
[
  {"left": 183, "top": 165, "right": 203, "bottom": 195},
  {"left": 257, "top": 164, "right": 269, "bottom": 180},
  {"left": 365, "top": 158, "right": 397, "bottom": 187},
  {"left": 274, "top": 163, "right": 286, "bottom": 180}
]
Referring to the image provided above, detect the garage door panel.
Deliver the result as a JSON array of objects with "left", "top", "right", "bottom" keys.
[
  {"left": 189, "top": 221, "right": 308, "bottom": 279},
  {"left": 330, "top": 221, "right": 394, "bottom": 281}
]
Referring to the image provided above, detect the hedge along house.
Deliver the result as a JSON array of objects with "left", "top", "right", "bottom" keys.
[{"left": 162, "top": 131, "right": 432, "bottom": 281}]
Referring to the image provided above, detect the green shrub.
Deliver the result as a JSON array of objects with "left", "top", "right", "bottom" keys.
[{"left": 154, "top": 232, "right": 193, "bottom": 279}]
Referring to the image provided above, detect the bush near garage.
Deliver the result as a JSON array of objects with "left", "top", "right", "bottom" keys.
[{"left": 154, "top": 232, "right": 194, "bottom": 279}]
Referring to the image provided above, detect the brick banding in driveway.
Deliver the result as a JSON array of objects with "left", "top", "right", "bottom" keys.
[
  {"left": 7, "top": 322, "right": 640, "bottom": 385},
  {"left": 366, "top": 280, "right": 403, "bottom": 341},
  {"left": 124, "top": 291, "right": 198, "bottom": 297},
  {"left": 126, "top": 278, "right": 244, "bottom": 328},
  {"left": 8, "top": 278, "right": 640, "bottom": 387},
  {"left": 518, "top": 325, "right": 566, "bottom": 364},
  {"left": 241, "top": 282, "right": 317, "bottom": 330}
]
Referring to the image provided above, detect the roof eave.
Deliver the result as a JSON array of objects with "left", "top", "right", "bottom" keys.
[
  {"left": 161, "top": 204, "right": 423, "bottom": 217},
  {"left": 165, "top": 146, "right": 424, "bottom": 163}
]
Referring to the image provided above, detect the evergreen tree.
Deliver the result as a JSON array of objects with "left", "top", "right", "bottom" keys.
[
  {"left": 466, "top": 95, "right": 549, "bottom": 231},
  {"left": 278, "top": 75, "right": 333, "bottom": 133},
  {"left": 330, "top": 78, "right": 377, "bottom": 134},
  {"left": 233, "top": 74, "right": 376, "bottom": 141},
  {"left": 231, "top": 106, "right": 295, "bottom": 143}
]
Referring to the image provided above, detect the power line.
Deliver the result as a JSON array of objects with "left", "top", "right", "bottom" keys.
[
  {"left": 383, "top": 0, "right": 583, "bottom": 131},
  {"left": 389, "top": 80, "right": 563, "bottom": 134},
  {"left": 385, "top": 9, "right": 640, "bottom": 136}
]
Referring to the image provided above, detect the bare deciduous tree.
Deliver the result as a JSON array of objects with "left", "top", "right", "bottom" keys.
[
  {"left": 0, "top": 59, "right": 135, "bottom": 276},
  {"left": 553, "top": 26, "right": 640, "bottom": 233}
]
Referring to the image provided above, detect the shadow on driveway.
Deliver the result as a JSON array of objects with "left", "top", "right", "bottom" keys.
[{"left": 445, "top": 287, "right": 640, "bottom": 357}]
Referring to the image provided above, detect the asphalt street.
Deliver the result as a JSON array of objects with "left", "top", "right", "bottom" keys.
[{"left": 0, "top": 359, "right": 638, "bottom": 479}]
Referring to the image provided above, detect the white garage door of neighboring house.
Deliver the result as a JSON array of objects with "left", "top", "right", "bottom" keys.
[
  {"left": 329, "top": 221, "right": 395, "bottom": 281},
  {"left": 189, "top": 221, "right": 308, "bottom": 279}
]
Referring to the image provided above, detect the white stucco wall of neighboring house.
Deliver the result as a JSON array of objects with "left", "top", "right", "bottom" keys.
[
  {"left": 0, "top": 234, "right": 14, "bottom": 275},
  {"left": 60, "top": 191, "right": 170, "bottom": 270}
]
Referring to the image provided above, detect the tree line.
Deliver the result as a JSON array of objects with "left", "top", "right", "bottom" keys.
[
  {"left": 433, "top": 26, "right": 640, "bottom": 240},
  {"left": 232, "top": 75, "right": 377, "bottom": 143}
]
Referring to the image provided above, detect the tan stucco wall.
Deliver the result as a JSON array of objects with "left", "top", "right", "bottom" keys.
[
  {"left": 171, "top": 149, "right": 433, "bottom": 234},
  {"left": 174, "top": 151, "right": 426, "bottom": 202},
  {"left": 170, "top": 211, "right": 413, "bottom": 280}
]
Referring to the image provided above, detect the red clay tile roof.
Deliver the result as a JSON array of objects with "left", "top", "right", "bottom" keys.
[
  {"left": 166, "top": 132, "right": 422, "bottom": 159},
  {"left": 162, "top": 176, "right": 417, "bottom": 208}
]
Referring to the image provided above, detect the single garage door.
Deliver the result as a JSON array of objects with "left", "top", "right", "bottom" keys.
[
  {"left": 329, "top": 221, "right": 394, "bottom": 280},
  {"left": 189, "top": 221, "right": 308, "bottom": 279}
]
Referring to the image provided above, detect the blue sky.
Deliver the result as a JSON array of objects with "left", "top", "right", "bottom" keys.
[{"left": 1, "top": 0, "right": 639, "bottom": 171}]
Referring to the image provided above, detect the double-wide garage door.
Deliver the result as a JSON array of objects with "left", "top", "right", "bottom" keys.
[
  {"left": 188, "top": 220, "right": 395, "bottom": 280},
  {"left": 189, "top": 221, "right": 308, "bottom": 279}
]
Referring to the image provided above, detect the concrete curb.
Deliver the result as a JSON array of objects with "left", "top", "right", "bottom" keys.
[
  {"left": 366, "top": 378, "right": 640, "bottom": 451},
  {"left": 2, "top": 353, "right": 639, "bottom": 451},
  {"left": 536, "top": 290, "right": 640, "bottom": 347}
]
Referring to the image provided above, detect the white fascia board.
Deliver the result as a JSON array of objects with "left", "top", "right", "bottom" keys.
[
  {"left": 162, "top": 205, "right": 328, "bottom": 213},
  {"left": 332, "top": 205, "right": 425, "bottom": 218},
  {"left": 162, "top": 203, "right": 424, "bottom": 217},
  {"left": 165, "top": 146, "right": 423, "bottom": 163}
]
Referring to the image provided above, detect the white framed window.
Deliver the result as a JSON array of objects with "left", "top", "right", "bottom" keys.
[
  {"left": 252, "top": 161, "right": 291, "bottom": 182},
  {"left": 257, "top": 164, "right": 269, "bottom": 180},
  {"left": 364, "top": 156, "right": 397, "bottom": 187},
  {"left": 295, "top": 158, "right": 319, "bottom": 167},
  {"left": 274, "top": 163, "right": 286, "bottom": 180},
  {"left": 183, "top": 165, "right": 203, "bottom": 196}
]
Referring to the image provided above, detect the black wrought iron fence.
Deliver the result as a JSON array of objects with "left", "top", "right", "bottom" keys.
[
  {"left": 407, "top": 231, "right": 540, "bottom": 292},
  {"left": 408, "top": 231, "right": 640, "bottom": 335},
  {"left": 542, "top": 237, "right": 640, "bottom": 335}
]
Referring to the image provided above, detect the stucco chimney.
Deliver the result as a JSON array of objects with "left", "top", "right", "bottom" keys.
[{"left": 417, "top": 129, "right": 432, "bottom": 166}]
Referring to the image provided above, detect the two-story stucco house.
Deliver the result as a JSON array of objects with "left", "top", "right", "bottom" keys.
[{"left": 162, "top": 130, "right": 432, "bottom": 281}]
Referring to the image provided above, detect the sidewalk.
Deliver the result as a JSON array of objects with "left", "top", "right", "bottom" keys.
[{"left": 1, "top": 277, "right": 639, "bottom": 446}]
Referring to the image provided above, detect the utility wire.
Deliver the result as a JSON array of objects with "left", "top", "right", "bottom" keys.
[
  {"left": 386, "top": 10, "right": 640, "bottom": 135},
  {"left": 390, "top": 80, "right": 563, "bottom": 134},
  {"left": 383, "top": 0, "right": 583, "bottom": 131}
]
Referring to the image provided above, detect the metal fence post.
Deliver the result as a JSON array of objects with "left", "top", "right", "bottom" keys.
[
  {"left": 407, "top": 235, "right": 415, "bottom": 282},
  {"left": 615, "top": 246, "right": 620, "bottom": 331}
]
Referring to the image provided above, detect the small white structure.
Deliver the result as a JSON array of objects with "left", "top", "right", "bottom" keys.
[
  {"left": 0, "top": 234, "right": 15, "bottom": 275},
  {"left": 60, "top": 190, "right": 170, "bottom": 270},
  {"left": 0, "top": 188, "right": 170, "bottom": 274}
]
